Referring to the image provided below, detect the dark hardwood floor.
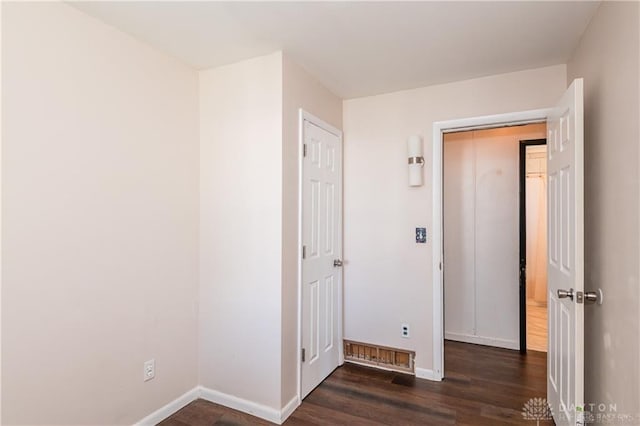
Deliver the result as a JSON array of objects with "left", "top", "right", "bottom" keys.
[{"left": 159, "top": 341, "right": 551, "bottom": 425}]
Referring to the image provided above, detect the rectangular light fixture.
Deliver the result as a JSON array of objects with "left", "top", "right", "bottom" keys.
[{"left": 407, "top": 135, "right": 424, "bottom": 186}]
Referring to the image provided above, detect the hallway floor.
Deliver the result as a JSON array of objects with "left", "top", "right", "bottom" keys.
[
  {"left": 159, "top": 341, "right": 551, "bottom": 425},
  {"left": 526, "top": 302, "right": 548, "bottom": 352}
]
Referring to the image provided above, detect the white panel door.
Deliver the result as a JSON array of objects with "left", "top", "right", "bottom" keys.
[
  {"left": 301, "top": 118, "right": 342, "bottom": 398},
  {"left": 547, "top": 78, "right": 584, "bottom": 426}
]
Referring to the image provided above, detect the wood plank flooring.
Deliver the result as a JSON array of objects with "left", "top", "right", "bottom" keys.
[
  {"left": 526, "top": 302, "right": 548, "bottom": 352},
  {"left": 159, "top": 341, "right": 551, "bottom": 425}
]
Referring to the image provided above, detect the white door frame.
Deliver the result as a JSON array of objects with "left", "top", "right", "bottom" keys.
[
  {"left": 432, "top": 107, "right": 552, "bottom": 381},
  {"left": 297, "top": 109, "right": 344, "bottom": 401}
]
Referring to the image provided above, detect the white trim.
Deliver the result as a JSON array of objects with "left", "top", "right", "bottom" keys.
[
  {"left": 200, "top": 386, "right": 282, "bottom": 424},
  {"left": 280, "top": 396, "right": 300, "bottom": 424},
  {"left": 432, "top": 107, "right": 553, "bottom": 381},
  {"left": 444, "top": 332, "right": 520, "bottom": 351},
  {"left": 299, "top": 109, "right": 342, "bottom": 138},
  {"left": 0, "top": 2, "right": 4, "bottom": 420},
  {"left": 432, "top": 121, "right": 444, "bottom": 382},
  {"left": 134, "top": 387, "right": 200, "bottom": 426},
  {"left": 415, "top": 368, "right": 438, "bottom": 381},
  {"left": 297, "top": 109, "right": 344, "bottom": 402},
  {"left": 297, "top": 109, "right": 304, "bottom": 406},
  {"left": 136, "top": 386, "right": 300, "bottom": 426},
  {"left": 434, "top": 108, "right": 551, "bottom": 135}
]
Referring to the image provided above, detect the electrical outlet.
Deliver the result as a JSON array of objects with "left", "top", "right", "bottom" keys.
[
  {"left": 401, "top": 323, "right": 410, "bottom": 338},
  {"left": 143, "top": 359, "right": 155, "bottom": 382}
]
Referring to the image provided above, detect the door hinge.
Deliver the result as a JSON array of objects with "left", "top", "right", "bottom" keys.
[
  {"left": 301, "top": 348, "right": 306, "bottom": 362},
  {"left": 303, "top": 144, "right": 307, "bottom": 157},
  {"left": 302, "top": 245, "right": 306, "bottom": 259}
]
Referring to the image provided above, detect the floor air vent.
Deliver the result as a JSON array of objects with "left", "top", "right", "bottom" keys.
[{"left": 344, "top": 340, "right": 415, "bottom": 374}]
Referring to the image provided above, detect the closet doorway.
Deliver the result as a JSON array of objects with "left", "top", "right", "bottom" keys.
[
  {"left": 443, "top": 123, "right": 547, "bottom": 352},
  {"left": 519, "top": 140, "right": 548, "bottom": 353}
]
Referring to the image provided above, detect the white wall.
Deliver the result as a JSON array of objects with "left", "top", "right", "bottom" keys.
[
  {"left": 343, "top": 65, "right": 566, "bottom": 373},
  {"left": 199, "top": 52, "right": 283, "bottom": 410},
  {"left": 443, "top": 124, "right": 546, "bottom": 350},
  {"left": 281, "top": 55, "right": 342, "bottom": 405},
  {"left": 2, "top": 3, "right": 200, "bottom": 424},
  {"left": 199, "top": 52, "right": 342, "bottom": 416},
  {"left": 0, "top": 3, "right": 5, "bottom": 421},
  {"left": 3, "top": 8, "right": 342, "bottom": 419},
  {"left": 567, "top": 1, "right": 640, "bottom": 416}
]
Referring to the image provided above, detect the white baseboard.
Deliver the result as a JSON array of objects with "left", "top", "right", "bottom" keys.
[
  {"left": 200, "top": 386, "right": 285, "bottom": 424},
  {"left": 134, "top": 387, "right": 200, "bottom": 426},
  {"left": 415, "top": 368, "right": 440, "bottom": 381},
  {"left": 279, "top": 396, "right": 300, "bottom": 424},
  {"left": 135, "top": 386, "right": 300, "bottom": 426},
  {"left": 445, "top": 332, "right": 519, "bottom": 351}
]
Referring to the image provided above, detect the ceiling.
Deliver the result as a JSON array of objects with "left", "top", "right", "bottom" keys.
[{"left": 71, "top": 1, "right": 600, "bottom": 99}]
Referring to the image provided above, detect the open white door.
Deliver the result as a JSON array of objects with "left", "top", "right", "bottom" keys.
[
  {"left": 300, "top": 115, "right": 342, "bottom": 398},
  {"left": 547, "top": 78, "right": 584, "bottom": 425}
]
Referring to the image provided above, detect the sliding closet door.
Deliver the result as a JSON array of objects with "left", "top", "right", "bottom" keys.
[
  {"left": 443, "top": 132, "right": 476, "bottom": 339},
  {"left": 444, "top": 125, "right": 546, "bottom": 350},
  {"left": 473, "top": 129, "right": 520, "bottom": 347}
]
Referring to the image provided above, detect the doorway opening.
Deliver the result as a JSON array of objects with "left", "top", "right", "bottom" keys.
[
  {"left": 442, "top": 124, "right": 546, "bottom": 360},
  {"left": 431, "top": 107, "right": 553, "bottom": 381},
  {"left": 433, "top": 81, "right": 582, "bottom": 423},
  {"left": 519, "top": 140, "right": 548, "bottom": 354}
]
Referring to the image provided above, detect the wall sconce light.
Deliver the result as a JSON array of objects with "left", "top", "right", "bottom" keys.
[{"left": 407, "top": 135, "right": 424, "bottom": 187}]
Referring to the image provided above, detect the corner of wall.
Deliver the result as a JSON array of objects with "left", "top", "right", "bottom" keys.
[{"left": 197, "top": 49, "right": 284, "bottom": 411}]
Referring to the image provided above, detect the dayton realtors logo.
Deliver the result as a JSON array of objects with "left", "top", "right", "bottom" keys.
[
  {"left": 523, "top": 399, "right": 633, "bottom": 424},
  {"left": 522, "top": 398, "right": 553, "bottom": 425}
]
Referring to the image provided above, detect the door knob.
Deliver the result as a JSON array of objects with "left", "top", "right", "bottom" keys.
[
  {"left": 584, "top": 292, "right": 597, "bottom": 304},
  {"left": 333, "top": 259, "right": 343, "bottom": 267},
  {"left": 584, "top": 289, "right": 603, "bottom": 305},
  {"left": 557, "top": 288, "right": 574, "bottom": 301}
]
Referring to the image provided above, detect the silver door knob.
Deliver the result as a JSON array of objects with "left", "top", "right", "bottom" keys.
[
  {"left": 584, "top": 289, "right": 603, "bottom": 305},
  {"left": 333, "top": 259, "right": 343, "bottom": 267},
  {"left": 584, "top": 292, "right": 598, "bottom": 303},
  {"left": 557, "top": 288, "right": 574, "bottom": 301}
]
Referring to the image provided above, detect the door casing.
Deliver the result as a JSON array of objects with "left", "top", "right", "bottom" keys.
[
  {"left": 432, "top": 108, "right": 552, "bottom": 380},
  {"left": 519, "top": 138, "right": 547, "bottom": 354}
]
